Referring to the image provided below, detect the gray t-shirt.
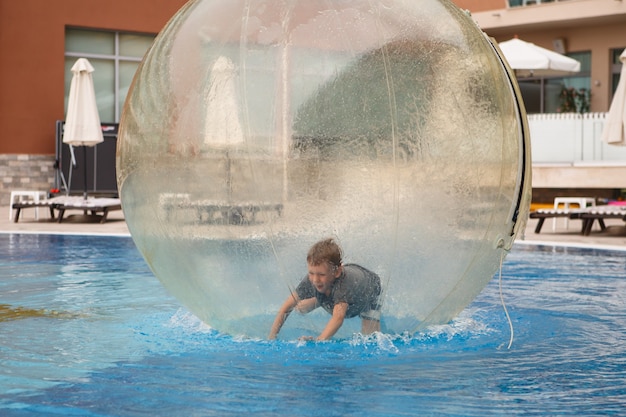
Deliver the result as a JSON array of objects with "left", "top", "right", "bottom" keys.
[{"left": 295, "top": 264, "right": 381, "bottom": 318}]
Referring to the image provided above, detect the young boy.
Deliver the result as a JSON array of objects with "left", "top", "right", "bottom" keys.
[{"left": 268, "top": 238, "right": 382, "bottom": 340}]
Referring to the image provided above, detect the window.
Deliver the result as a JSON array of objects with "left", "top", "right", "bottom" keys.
[
  {"left": 610, "top": 47, "right": 625, "bottom": 99},
  {"left": 64, "top": 28, "right": 155, "bottom": 122},
  {"left": 508, "top": 0, "right": 573, "bottom": 7},
  {"left": 517, "top": 50, "right": 591, "bottom": 114}
]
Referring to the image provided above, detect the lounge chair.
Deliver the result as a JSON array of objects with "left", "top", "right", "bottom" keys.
[
  {"left": 55, "top": 197, "right": 121, "bottom": 223},
  {"left": 12, "top": 196, "right": 121, "bottom": 224},
  {"left": 578, "top": 206, "right": 626, "bottom": 236},
  {"left": 11, "top": 196, "right": 70, "bottom": 222},
  {"left": 529, "top": 207, "right": 586, "bottom": 233},
  {"left": 159, "top": 194, "right": 283, "bottom": 224},
  {"left": 182, "top": 200, "right": 282, "bottom": 224},
  {"left": 529, "top": 205, "right": 626, "bottom": 235}
]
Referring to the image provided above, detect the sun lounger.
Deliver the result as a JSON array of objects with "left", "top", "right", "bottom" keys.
[
  {"left": 184, "top": 200, "right": 283, "bottom": 224},
  {"left": 12, "top": 196, "right": 121, "bottom": 224},
  {"left": 160, "top": 195, "right": 283, "bottom": 224},
  {"left": 11, "top": 196, "right": 73, "bottom": 222},
  {"left": 12, "top": 200, "right": 58, "bottom": 222},
  {"left": 55, "top": 197, "right": 122, "bottom": 223},
  {"left": 529, "top": 205, "right": 626, "bottom": 235},
  {"left": 529, "top": 208, "right": 586, "bottom": 233},
  {"left": 577, "top": 206, "right": 626, "bottom": 236}
]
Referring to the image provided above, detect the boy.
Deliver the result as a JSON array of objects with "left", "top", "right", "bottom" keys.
[{"left": 268, "top": 238, "right": 382, "bottom": 340}]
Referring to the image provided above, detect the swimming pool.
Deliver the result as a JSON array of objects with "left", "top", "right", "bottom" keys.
[{"left": 1, "top": 233, "right": 625, "bottom": 416}]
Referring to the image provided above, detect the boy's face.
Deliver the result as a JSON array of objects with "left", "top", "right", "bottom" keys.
[{"left": 307, "top": 262, "right": 342, "bottom": 296}]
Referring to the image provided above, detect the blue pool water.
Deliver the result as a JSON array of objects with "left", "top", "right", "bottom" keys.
[{"left": 1, "top": 233, "right": 625, "bottom": 416}]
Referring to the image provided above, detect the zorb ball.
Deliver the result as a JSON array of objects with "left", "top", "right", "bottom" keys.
[{"left": 117, "top": 0, "right": 531, "bottom": 339}]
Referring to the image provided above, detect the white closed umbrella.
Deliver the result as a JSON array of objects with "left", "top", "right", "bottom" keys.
[
  {"left": 498, "top": 37, "right": 581, "bottom": 78},
  {"left": 601, "top": 49, "right": 626, "bottom": 146},
  {"left": 203, "top": 56, "right": 244, "bottom": 148},
  {"left": 203, "top": 56, "right": 244, "bottom": 202},
  {"left": 63, "top": 58, "right": 104, "bottom": 199}
]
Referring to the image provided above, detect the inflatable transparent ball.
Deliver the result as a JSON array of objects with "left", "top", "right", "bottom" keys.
[{"left": 118, "top": 0, "right": 531, "bottom": 339}]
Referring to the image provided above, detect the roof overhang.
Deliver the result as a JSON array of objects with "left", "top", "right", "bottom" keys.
[{"left": 469, "top": 0, "right": 626, "bottom": 37}]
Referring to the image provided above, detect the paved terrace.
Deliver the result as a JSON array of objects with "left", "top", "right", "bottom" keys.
[{"left": 1, "top": 204, "right": 626, "bottom": 251}]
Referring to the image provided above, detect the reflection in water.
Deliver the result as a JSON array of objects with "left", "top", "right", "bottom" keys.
[{"left": 0, "top": 304, "right": 78, "bottom": 322}]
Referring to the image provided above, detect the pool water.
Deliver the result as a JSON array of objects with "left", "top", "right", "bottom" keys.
[{"left": 1, "top": 234, "right": 625, "bottom": 416}]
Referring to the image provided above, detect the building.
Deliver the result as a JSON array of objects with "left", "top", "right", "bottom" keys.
[
  {"left": 458, "top": 0, "right": 626, "bottom": 114},
  {"left": 457, "top": 0, "right": 626, "bottom": 201},
  {"left": 0, "top": 0, "right": 187, "bottom": 205},
  {"left": 1, "top": 0, "right": 625, "bottom": 205}
]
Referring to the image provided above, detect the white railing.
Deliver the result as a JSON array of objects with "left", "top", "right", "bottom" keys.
[{"left": 528, "top": 112, "right": 626, "bottom": 164}]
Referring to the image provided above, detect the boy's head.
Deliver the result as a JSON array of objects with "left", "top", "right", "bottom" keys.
[
  {"left": 307, "top": 238, "right": 343, "bottom": 269},
  {"left": 306, "top": 238, "right": 343, "bottom": 295}
]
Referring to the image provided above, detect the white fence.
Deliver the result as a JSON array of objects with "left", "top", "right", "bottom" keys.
[{"left": 528, "top": 113, "right": 626, "bottom": 164}]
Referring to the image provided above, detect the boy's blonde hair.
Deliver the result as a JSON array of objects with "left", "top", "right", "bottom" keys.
[{"left": 307, "top": 238, "right": 343, "bottom": 268}]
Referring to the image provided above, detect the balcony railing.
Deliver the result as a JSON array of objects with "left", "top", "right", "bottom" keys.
[{"left": 528, "top": 112, "right": 626, "bottom": 164}]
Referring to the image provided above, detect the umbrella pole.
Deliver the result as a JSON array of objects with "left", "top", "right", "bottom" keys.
[
  {"left": 226, "top": 149, "right": 232, "bottom": 202},
  {"left": 83, "top": 147, "right": 88, "bottom": 200},
  {"left": 539, "top": 77, "right": 545, "bottom": 113}
]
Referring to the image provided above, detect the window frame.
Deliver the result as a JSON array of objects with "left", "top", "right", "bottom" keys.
[
  {"left": 609, "top": 47, "right": 625, "bottom": 100},
  {"left": 64, "top": 27, "right": 156, "bottom": 122}
]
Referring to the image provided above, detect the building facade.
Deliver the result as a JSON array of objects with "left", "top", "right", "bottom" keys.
[
  {"left": 1, "top": 0, "right": 625, "bottom": 205},
  {"left": 0, "top": 0, "right": 187, "bottom": 204},
  {"left": 458, "top": 0, "right": 626, "bottom": 199},
  {"left": 458, "top": 0, "right": 626, "bottom": 115}
]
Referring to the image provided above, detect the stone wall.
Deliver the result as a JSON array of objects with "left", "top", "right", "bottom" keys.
[{"left": 0, "top": 154, "right": 56, "bottom": 206}]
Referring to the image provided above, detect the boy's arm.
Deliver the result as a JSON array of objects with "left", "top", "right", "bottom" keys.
[
  {"left": 268, "top": 296, "right": 298, "bottom": 339},
  {"left": 269, "top": 296, "right": 318, "bottom": 339},
  {"left": 294, "top": 297, "right": 318, "bottom": 314},
  {"left": 316, "top": 302, "right": 348, "bottom": 341}
]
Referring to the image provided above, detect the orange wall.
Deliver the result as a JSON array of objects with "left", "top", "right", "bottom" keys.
[
  {"left": 452, "top": 0, "right": 505, "bottom": 12},
  {"left": 0, "top": 0, "right": 188, "bottom": 154},
  {"left": 1, "top": 0, "right": 616, "bottom": 154}
]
